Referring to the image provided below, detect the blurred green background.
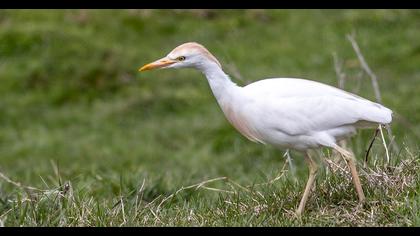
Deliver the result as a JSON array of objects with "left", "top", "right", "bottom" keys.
[{"left": 0, "top": 9, "right": 419, "bottom": 225}]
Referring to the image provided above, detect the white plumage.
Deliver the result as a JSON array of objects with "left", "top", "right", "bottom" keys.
[
  {"left": 239, "top": 78, "right": 392, "bottom": 149},
  {"left": 139, "top": 42, "right": 392, "bottom": 215}
]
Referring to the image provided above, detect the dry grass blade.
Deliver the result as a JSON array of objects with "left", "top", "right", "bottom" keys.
[
  {"left": 247, "top": 158, "right": 288, "bottom": 188},
  {"left": 156, "top": 177, "right": 232, "bottom": 210},
  {"left": 324, "top": 158, "right": 350, "bottom": 176},
  {"left": 0, "top": 171, "right": 46, "bottom": 192},
  {"left": 346, "top": 34, "right": 381, "bottom": 103},
  {"left": 284, "top": 150, "right": 297, "bottom": 178},
  {"left": 379, "top": 125, "right": 391, "bottom": 165},
  {"left": 346, "top": 33, "right": 399, "bottom": 153},
  {"left": 332, "top": 52, "right": 346, "bottom": 89}
]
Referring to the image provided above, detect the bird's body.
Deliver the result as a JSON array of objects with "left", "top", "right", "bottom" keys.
[
  {"left": 209, "top": 76, "right": 392, "bottom": 151},
  {"left": 139, "top": 42, "right": 393, "bottom": 215}
]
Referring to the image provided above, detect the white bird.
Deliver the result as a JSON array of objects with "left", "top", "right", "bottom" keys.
[{"left": 139, "top": 42, "right": 393, "bottom": 215}]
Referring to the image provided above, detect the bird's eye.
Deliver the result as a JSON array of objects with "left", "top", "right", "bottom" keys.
[{"left": 177, "top": 56, "right": 186, "bottom": 61}]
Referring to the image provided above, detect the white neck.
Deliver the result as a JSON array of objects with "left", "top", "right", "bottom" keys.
[{"left": 198, "top": 62, "right": 241, "bottom": 105}]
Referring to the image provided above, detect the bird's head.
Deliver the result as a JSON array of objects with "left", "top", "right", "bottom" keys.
[{"left": 139, "top": 42, "right": 221, "bottom": 72}]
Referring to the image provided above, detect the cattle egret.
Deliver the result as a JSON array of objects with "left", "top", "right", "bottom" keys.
[{"left": 139, "top": 42, "right": 393, "bottom": 215}]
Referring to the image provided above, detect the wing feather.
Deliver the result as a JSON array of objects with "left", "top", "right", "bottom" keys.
[{"left": 242, "top": 78, "right": 392, "bottom": 136}]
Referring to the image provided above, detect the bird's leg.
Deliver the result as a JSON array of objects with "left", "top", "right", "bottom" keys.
[
  {"left": 333, "top": 145, "right": 366, "bottom": 203},
  {"left": 332, "top": 140, "right": 353, "bottom": 163},
  {"left": 296, "top": 151, "right": 318, "bottom": 216}
]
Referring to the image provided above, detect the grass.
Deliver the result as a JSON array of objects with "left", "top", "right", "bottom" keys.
[{"left": 0, "top": 9, "right": 419, "bottom": 226}]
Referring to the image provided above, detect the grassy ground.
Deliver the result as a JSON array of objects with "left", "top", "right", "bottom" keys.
[{"left": 0, "top": 9, "right": 419, "bottom": 226}]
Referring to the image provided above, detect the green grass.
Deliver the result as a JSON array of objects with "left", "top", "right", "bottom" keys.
[{"left": 0, "top": 9, "right": 419, "bottom": 226}]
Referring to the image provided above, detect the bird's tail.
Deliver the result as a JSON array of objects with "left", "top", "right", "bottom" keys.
[{"left": 360, "top": 102, "right": 393, "bottom": 126}]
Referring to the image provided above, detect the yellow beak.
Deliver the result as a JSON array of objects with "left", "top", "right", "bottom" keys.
[{"left": 139, "top": 57, "right": 177, "bottom": 72}]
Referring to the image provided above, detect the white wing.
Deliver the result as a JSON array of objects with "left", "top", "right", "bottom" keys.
[{"left": 242, "top": 78, "right": 392, "bottom": 136}]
